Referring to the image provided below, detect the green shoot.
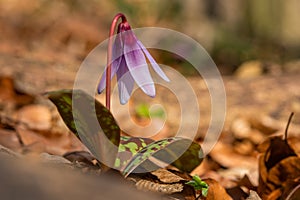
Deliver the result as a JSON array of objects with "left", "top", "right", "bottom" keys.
[{"left": 186, "top": 175, "right": 209, "bottom": 197}]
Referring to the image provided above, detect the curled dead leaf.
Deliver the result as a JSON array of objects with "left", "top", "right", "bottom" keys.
[
  {"left": 203, "top": 178, "right": 232, "bottom": 200},
  {"left": 263, "top": 136, "right": 297, "bottom": 171},
  {"left": 267, "top": 156, "right": 300, "bottom": 191}
]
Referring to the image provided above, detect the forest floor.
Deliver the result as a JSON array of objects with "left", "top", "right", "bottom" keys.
[{"left": 1, "top": 2, "right": 300, "bottom": 199}]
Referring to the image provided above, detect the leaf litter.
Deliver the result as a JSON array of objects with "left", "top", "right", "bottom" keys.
[{"left": 0, "top": 76, "right": 300, "bottom": 199}]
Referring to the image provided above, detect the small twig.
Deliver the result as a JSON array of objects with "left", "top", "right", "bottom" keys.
[{"left": 284, "top": 112, "right": 294, "bottom": 143}]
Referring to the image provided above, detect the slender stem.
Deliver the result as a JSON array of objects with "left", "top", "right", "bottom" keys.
[
  {"left": 106, "top": 13, "right": 127, "bottom": 110},
  {"left": 284, "top": 112, "right": 294, "bottom": 142}
]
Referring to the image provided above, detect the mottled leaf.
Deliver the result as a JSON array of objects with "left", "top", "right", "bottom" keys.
[
  {"left": 46, "top": 89, "right": 120, "bottom": 167},
  {"left": 115, "top": 136, "right": 154, "bottom": 169},
  {"left": 122, "top": 137, "right": 203, "bottom": 177}
]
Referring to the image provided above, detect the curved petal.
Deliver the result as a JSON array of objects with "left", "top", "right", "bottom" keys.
[
  {"left": 137, "top": 40, "right": 170, "bottom": 82},
  {"left": 123, "top": 30, "right": 155, "bottom": 97},
  {"left": 116, "top": 57, "right": 134, "bottom": 104},
  {"left": 111, "top": 32, "right": 123, "bottom": 67},
  {"left": 97, "top": 60, "right": 120, "bottom": 94},
  {"left": 97, "top": 33, "right": 123, "bottom": 94}
]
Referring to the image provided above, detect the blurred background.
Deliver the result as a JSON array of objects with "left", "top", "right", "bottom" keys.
[{"left": 1, "top": 0, "right": 300, "bottom": 75}]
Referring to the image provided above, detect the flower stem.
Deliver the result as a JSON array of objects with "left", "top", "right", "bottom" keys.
[{"left": 106, "top": 13, "right": 127, "bottom": 110}]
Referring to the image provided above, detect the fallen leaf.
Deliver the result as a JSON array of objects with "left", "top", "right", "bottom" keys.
[
  {"left": 266, "top": 189, "right": 281, "bottom": 200},
  {"left": 151, "top": 168, "right": 184, "bottom": 183},
  {"left": 0, "top": 76, "right": 35, "bottom": 107},
  {"left": 0, "top": 144, "right": 21, "bottom": 158},
  {"left": 258, "top": 113, "right": 300, "bottom": 198},
  {"left": 16, "top": 104, "right": 52, "bottom": 131},
  {"left": 0, "top": 128, "right": 22, "bottom": 151},
  {"left": 263, "top": 136, "right": 297, "bottom": 171},
  {"left": 226, "top": 187, "right": 248, "bottom": 200},
  {"left": 135, "top": 179, "right": 183, "bottom": 194},
  {"left": 233, "top": 140, "right": 254, "bottom": 156},
  {"left": 246, "top": 190, "right": 262, "bottom": 200},
  {"left": 209, "top": 142, "right": 257, "bottom": 170},
  {"left": 16, "top": 126, "right": 83, "bottom": 155},
  {"left": 203, "top": 178, "right": 232, "bottom": 200},
  {"left": 249, "top": 115, "right": 278, "bottom": 135},
  {"left": 267, "top": 156, "right": 300, "bottom": 192},
  {"left": 281, "top": 178, "right": 300, "bottom": 200}
]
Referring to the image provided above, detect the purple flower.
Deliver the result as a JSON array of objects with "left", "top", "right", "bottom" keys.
[{"left": 98, "top": 22, "right": 170, "bottom": 104}]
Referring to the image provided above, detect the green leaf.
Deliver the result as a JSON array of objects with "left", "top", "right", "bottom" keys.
[
  {"left": 122, "top": 137, "right": 203, "bottom": 177},
  {"left": 115, "top": 136, "right": 154, "bottom": 169},
  {"left": 171, "top": 141, "right": 203, "bottom": 172},
  {"left": 186, "top": 175, "right": 209, "bottom": 197},
  {"left": 135, "top": 103, "right": 150, "bottom": 118},
  {"left": 46, "top": 89, "right": 120, "bottom": 167},
  {"left": 135, "top": 103, "right": 165, "bottom": 119}
]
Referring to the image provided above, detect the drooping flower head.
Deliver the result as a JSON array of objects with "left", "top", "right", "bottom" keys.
[{"left": 98, "top": 18, "right": 169, "bottom": 105}]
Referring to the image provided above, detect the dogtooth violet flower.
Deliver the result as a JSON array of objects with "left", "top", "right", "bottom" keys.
[{"left": 98, "top": 20, "right": 170, "bottom": 105}]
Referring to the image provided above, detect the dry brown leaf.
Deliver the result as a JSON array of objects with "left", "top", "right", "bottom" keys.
[
  {"left": 246, "top": 190, "right": 262, "bottom": 200},
  {"left": 267, "top": 156, "right": 300, "bottom": 190},
  {"left": 257, "top": 137, "right": 300, "bottom": 161},
  {"left": 0, "top": 144, "right": 21, "bottom": 158},
  {"left": 204, "top": 178, "right": 232, "bottom": 200},
  {"left": 237, "top": 174, "right": 257, "bottom": 190},
  {"left": 266, "top": 189, "right": 281, "bottom": 200},
  {"left": 258, "top": 136, "right": 300, "bottom": 198},
  {"left": 231, "top": 117, "right": 268, "bottom": 145},
  {"left": 226, "top": 186, "right": 248, "bottom": 199},
  {"left": 135, "top": 179, "right": 183, "bottom": 194},
  {"left": 16, "top": 126, "right": 83, "bottom": 155},
  {"left": 15, "top": 105, "right": 52, "bottom": 131},
  {"left": 0, "top": 76, "right": 34, "bottom": 107},
  {"left": 263, "top": 136, "right": 297, "bottom": 170},
  {"left": 151, "top": 168, "right": 184, "bottom": 183},
  {"left": 210, "top": 142, "right": 257, "bottom": 170},
  {"left": 281, "top": 178, "right": 300, "bottom": 200},
  {"left": 258, "top": 154, "right": 268, "bottom": 192},
  {"left": 0, "top": 128, "right": 22, "bottom": 151},
  {"left": 191, "top": 158, "right": 218, "bottom": 176},
  {"left": 249, "top": 115, "right": 278, "bottom": 135},
  {"left": 233, "top": 140, "right": 254, "bottom": 156},
  {"left": 288, "top": 136, "right": 300, "bottom": 155}
]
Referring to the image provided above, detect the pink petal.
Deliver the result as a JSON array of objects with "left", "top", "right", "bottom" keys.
[
  {"left": 123, "top": 31, "right": 155, "bottom": 97},
  {"left": 97, "top": 33, "right": 123, "bottom": 94},
  {"left": 116, "top": 58, "right": 134, "bottom": 104},
  {"left": 137, "top": 40, "right": 170, "bottom": 82},
  {"left": 97, "top": 60, "right": 120, "bottom": 94}
]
